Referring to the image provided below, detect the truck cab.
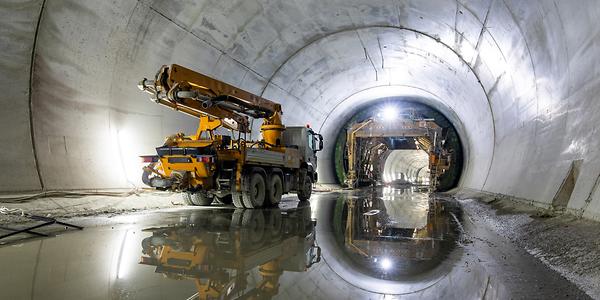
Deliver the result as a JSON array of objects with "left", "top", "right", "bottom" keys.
[{"left": 283, "top": 126, "right": 323, "bottom": 182}]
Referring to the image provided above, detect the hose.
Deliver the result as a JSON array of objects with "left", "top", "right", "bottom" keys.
[
  {"left": 0, "top": 206, "right": 25, "bottom": 216},
  {"left": 0, "top": 188, "right": 173, "bottom": 204}
]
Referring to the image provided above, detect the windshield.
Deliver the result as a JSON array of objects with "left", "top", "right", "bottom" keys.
[{"left": 308, "top": 132, "right": 315, "bottom": 150}]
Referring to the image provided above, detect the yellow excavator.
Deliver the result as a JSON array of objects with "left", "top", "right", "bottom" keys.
[{"left": 138, "top": 65, "right": 323, "bottom": 208}]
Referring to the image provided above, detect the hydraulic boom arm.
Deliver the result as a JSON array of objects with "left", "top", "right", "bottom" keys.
[{"left": 138, "top": 64, "right": 282, "bottom": 133}]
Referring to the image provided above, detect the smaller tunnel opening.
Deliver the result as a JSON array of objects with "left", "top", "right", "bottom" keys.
[
  {"left": 382, "top": 150, "right": 430, "bottom": 185},
  {"left": 333, "top": 99, "right": 463, "bottom": 192}
]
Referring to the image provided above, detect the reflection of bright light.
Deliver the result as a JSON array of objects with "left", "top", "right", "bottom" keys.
[
  {"left": 311, "top": 200, "right": 319, "bottom": 220},
  {"left": 114, "top": 229, "right": 138, "bottom": 280},
  {"left": 381, "top": 105, "right": 398, "bottom": 121},
  {"left": 380, "top": 257, "right": 393, "bottom": 270}
]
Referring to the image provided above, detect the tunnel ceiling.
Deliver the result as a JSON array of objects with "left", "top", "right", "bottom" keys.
[{"left": 2, "top": 0, "right": 600, "bottom": 219}]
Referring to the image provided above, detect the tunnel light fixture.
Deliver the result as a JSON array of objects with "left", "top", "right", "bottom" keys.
[
  {"left": 379, "top": 257, "right": 393, "bottom": 270},
  {"left": 380, "top": 105, "right": 399, "bottom": 121}
]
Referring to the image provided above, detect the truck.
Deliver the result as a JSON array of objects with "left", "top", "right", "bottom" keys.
[
  {"left": 138, "top": 64, "right": 323, "bottom": 208},
  {"left": 139, "top": 205, "right": 320, "bottom": 299}
]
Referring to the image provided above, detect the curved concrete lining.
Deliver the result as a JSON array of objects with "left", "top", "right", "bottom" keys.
[
  {"left": 2, "top": 1, "right": 600, "bottom": 218},
  {"left": 382, "top": 150, "right": 430, "bottom": 184},
  {"left": 315, "top": 87, "right": 479, "bottom": 188}
]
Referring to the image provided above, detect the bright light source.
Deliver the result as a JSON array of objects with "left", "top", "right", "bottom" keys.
[
  {"left": 115, "top": 128, "right": 142, "bottom": 187},
  {"left": 380, "top": 257, "right": 393, "bottom": 270},
  {"left": 381, "top": 105, "right": 398, "bottom": 121}
]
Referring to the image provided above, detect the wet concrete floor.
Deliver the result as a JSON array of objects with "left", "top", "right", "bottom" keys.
[{"left": 0, "top": 187, "right": 590, "bottom": 299}]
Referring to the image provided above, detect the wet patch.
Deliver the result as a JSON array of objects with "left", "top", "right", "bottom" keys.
[{"left": 333, "top": 187, "right": 462, "bottom": 281}]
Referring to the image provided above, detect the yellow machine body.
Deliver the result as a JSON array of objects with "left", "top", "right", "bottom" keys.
[
  {"left": 139, "top": 208, "right": 321, "bottom": 300},
  {"left": 139, "top": 64, "right": 323, "bottom": 208}
]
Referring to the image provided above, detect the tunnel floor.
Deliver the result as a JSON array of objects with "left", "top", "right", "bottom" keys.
[{"left": 0, "top": 188, "right": 592, "bottom": 299}]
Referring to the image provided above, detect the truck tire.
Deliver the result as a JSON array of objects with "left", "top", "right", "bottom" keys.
[
  {"left": 233, "top": 193, "right": 245, "bottom": 208},
  {"left": 297, "top": 174, "right": 312, "bottom": 201},
  {"left": 182, "top": 191, "right": 213, "bottom": 206},
  {"left": 242, "top": 172, "right": 266, "bottom": 208},
  {"left": 240, "top": 209, "right": 265, "bottom": 249},
  {"left": 265, "top": 210, "right": 283, "bottom": 239},
  {"left": 230, "top": 209, "right": 245, "bottom": 226},
  {"left": 266, "top": 174, "right": 283, "bottom": 206}
]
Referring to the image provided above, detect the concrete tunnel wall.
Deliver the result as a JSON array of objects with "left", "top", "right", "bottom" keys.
[
  {"left": 2, "top": 1, "right": 600, "bottom": 219},
  {"left": 382, "top": 150, "right": 430, "bottom": 183}
]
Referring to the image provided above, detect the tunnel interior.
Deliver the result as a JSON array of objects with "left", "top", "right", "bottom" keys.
[
  {"left": 7, "top": 0, "right": 595, "bottom": 213},
  {"left": 334, "top": 188, "right": 461, "bottom": 281},
  {"left": 382, "top": 150, "right": 430, "bottom": 185},
  {"left": 2, "top": 0, "right": 600, "bottom": 298},
  {"left": 333, "top": 99, "right": 463, "bottom": 191}
]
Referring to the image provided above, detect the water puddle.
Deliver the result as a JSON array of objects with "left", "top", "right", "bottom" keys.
[
  {"left": 0, "top": 187, "right": 511, "bottom": 299},
  {"left": 138, "top": 204, "right": 319, "bottom": 299}
]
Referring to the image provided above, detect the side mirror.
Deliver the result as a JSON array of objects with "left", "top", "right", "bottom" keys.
[{"left": 317, "top": 134, "right": 324, "bottom": 151}]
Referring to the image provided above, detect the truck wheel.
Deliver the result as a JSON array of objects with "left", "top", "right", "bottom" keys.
[
  {"left": 230, "top": 209, "right": 244, "bottom": 226},
  {"left": 240, "top": 209, "right": 265, "bottom": 249},
  {"left": 265, "top": 210, "right": 283, "bottom": 239},
  {"left": 242, "top": 172, "right": 266, "bottom": 208},
  {"left": 233, "top": 193, "right": 245, "bottom": 208},
  {"left": 182, "top": 192, "right": 213, "bottom": 206},
  {"left": 267, "top": 174, "right": 283, "bottom": 206},
  {"left": 297, "top": 175, "right": 312, "bottom": 201}
]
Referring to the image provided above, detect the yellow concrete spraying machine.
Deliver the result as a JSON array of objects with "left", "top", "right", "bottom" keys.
[
  {"left": 139, "top": 206, "right": 320, "bottom": 300},
  {"left": 138, "top": 64, "right": 323, "bottom": 208}
]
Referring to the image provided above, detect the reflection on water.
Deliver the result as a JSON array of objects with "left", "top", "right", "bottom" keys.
[
  {"left": 338, "top": 186, "right": 460, "bottom": 281},
  {"left": 137, "top": 188, "right": 463, "bottom": 299},
  {"left": 139, "top": 204, "right": 320, "bottom": 300},
  {"left": 0, "top": 187, "right": 513, "bottom": 300}
]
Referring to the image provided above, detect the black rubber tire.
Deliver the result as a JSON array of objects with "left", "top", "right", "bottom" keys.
[
  {"left": 187, "top": 211, "right": 209, "bottom": 226},
  {"left": 182, "top": 192, "right": 213, "bottom": 206},
  {"left": 242, "top": 172, "right": 266, "bottom": 208},
  {"left": 230, "top": 209, "right": 245, "bottom": 227},
  {"left": 297, "top": 174, "right": 312, "bottom": 201},
  {"left": 265, "top": 210, "right": 283, "bottom": 239},
  {"left": 266, "top": 174, "right": 283, "bottom": 206},
  {"left": 240, "top": 209, "right": 265, "bottom": 249},
  {"left": 301, "top": 205, "right": 313, "bottom": 232},
  {"left": 233, "top": 193, "right": 245, "bottom": 208}
]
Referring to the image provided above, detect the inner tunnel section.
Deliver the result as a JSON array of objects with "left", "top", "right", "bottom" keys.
[{"left": 332, "top": 100, "right": 463, "bottom": 191}]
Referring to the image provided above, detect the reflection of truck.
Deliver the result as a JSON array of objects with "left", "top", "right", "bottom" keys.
[
  {"left": 138, "top": 65, "right": 323, "bottom": 208},
  {"left": 140, "top": 205, "right": 320, "bottom": 300}
]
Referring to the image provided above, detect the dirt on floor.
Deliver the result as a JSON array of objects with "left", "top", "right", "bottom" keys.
[
  {"left": 2, "top": 186, "right": 598, "bottom": 298},
  {"left": 453, "top": 189, "right": 600, "bottom": 298},
  {"left": 0, "top": 190, "right": 184, "bottom": 225},
  {"left": 0, "top": 189, "right": 339, "bottom": 225}
]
